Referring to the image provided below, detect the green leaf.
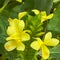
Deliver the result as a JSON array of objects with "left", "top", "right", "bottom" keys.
[
  {"left": 5, "top": 0, "right": 22, "bottom": 11},
  {"left": 0, "top": 14, "right": 8, "bottom": 34},
  {"left": 34, "top": 0, "right": 53, "bottom": 14},
  {"left": 47, "top": 4, "right": 60, "bottom": 33},
  {"left": 49, "top": 45, "right": 60, "bottom": 60},
  {"left": 17, "top": 0, "right": 53, "bottom": 14},
  {"left": 0, "top": 43, "right": 6, "bottom": 54}
]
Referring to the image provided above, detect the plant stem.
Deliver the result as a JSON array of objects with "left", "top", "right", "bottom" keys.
[
  {"left": 2, "top": 54, "right": 6, "bottom": 60},
  {"left": 0, "top": 0, "right": 10, "bottom": 13}
]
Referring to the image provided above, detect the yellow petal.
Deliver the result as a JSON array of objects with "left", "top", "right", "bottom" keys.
[
  {"left": 30, "top": 41, "right": 41, "bottom": 50},
  {"left": 51, "top": 38, "right": 59, "bottom": 46},
  {"left": 7, "top": 26, "right": 16, "bottom": 35},
  {"left": 13, "top": 19, "right": 25, "bottom": 31},
  {"left": 32, "top": 9, "right": 40, "bottom": 15},
  {"left": 17, "top": 20, "right": 25, "bottom": 31},
  {"left": 6, "top": 31, "right": 30, "bottom": 41},
  {"left": 4, "top": 41, "right": 16, "bottom": 51},
  {"left": 30, "top": 38, "right": 43, "bottom": 51},
  {"left": 35, "top": 38, "right": 43, "bottom": 44},
  {"left": 44, "top": 32, "right": 52, "bottom": 42},
  {"left": 16, "top": 0, "right": 22, "bottom": 2},
  {"left": 7, "top": 18, "right": 17, "bottom": 35},
  {"left": 21, "top": 32, "right": 30, "bottom": 41},
  {"left": 8, "top": 18, "right": 19, "bottom": 27},
  {"left": 8, "top": 18, "right": 13, "bottom": 26},
  {"left": 44, "top": 38, "right": 59, "bottom": 46},
  {"left": 8, "top": 18, "right": 25, "bottom": 33},
  {"left": 23, "top": 30, "right": 31, "bottom": 34},
  {"left": 44, "top": 32, "right": 59, "bottom": 46},
  {"left": 6, "top": 36, "right": 12, "bottom": 41},
  {"left": 16, "top": 42, "right": 25, "bottom": 51},
  {"left": 47, "top": 14, "right": 53, "bottom": 19},
  {"left": 41, "top": 11, "right": 46, "bottom": 17},
  {"left": 41, "top": 11, "right": 47, "bottom": 22},
  {"left": 6, "top": 33, "right": 21, "bottom": 41},
  {"left": 18, "top": 12, "right": 27, "bottom": 19},
  {"left": 42, "top": 45, "right": 50, "bottom": 59}
]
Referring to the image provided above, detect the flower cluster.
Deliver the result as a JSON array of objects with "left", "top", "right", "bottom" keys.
[
  {"left": 32, "top": 9, "right": 53, "bottom": 22},
  {"left": 4, "top": 10, "right": 59, "bottom": 59}
]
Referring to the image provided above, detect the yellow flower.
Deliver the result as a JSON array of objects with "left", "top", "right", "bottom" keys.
[
  {"left": 30, "top": 32, "right": 59, "bottom": 59},
  {"left": 41, "top": 11, "right": 53, "bottom": 22},
  {"left": 32, "top": 9, "right": 53, "bottom": 22},
  {"left": 4, "top": 18, "right": 30, "bottom": 51}
]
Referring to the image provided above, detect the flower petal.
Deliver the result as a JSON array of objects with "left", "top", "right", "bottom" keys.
[
  {"left": 16, "top": 42, "right": 25, "bottom": 51},
  {"left": 44, "top": 32, "right": 52, "bottom": 42},
  {"left": 7, "top": 18, "right": 17, "bottom": 35},
  {"left": 17, "top": 20, "right": 25, "bottom": 31},
  {"left": 30, "top": 41, "right": 40, "bottom": 51},
  {"left": 44, "top": 32, "right": 59, "bottom": 46},
  {"left": 7, "top": 26, "right": 16, "bottom": 35},
  {"left": 30, "top": 38, "right": 43, "bottom": 51},
  {"left": 18, "top": 12, "right": 27, "bottom": 19},
  {"left": 8, "top": 18, "right": 12, "bottom": 25},
  {"left": 6, "top": 36, "right": 13, "bottom": 41},
  {"left": 41, "top": 11, "right": 46, "bottom": 17},
  {"left": 6, "top": 33, "right": 21, "bottom": 41},
  {"left": 6, "top": 31, "right": 30, "bottom": 41},
  {"left": 8, "top": 18, "right": 25, "bottom": 34},
  {"left": 47, "top": 14, "right": 53, "bottom": 19},
  {"left": 42, "top": 45, "right": 50, "bottom": 59},
  {"left": 32, "top": 9, "right": 40, "bottom": 15},
  {"left": 41, "top": 11, "right": 47, "bottom": 22},
  {"left": 16, "top": 0, "right": 22, "bottom": 2},
  {"left": 21, "top": 32, "right": 30, "bottom": 41},
  {"left": 4, "top": 41, "right": 16, "bottom": 51},
  {"left": 51, "top": 38, "right": 59, "bottom": 46},
  {"left": 45, "top": 38, "right": 59, "bottom": 46}
]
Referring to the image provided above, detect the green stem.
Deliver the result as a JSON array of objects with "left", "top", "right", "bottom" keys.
[
  {"left": 0, "top": 0, "right": 10, "bottom": 13},
  {"left": 2, "top": 54, "right": 6, "bottom": 60},
  {"left": 23, "top": 42, "right": 36, "bottom": 60}
]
